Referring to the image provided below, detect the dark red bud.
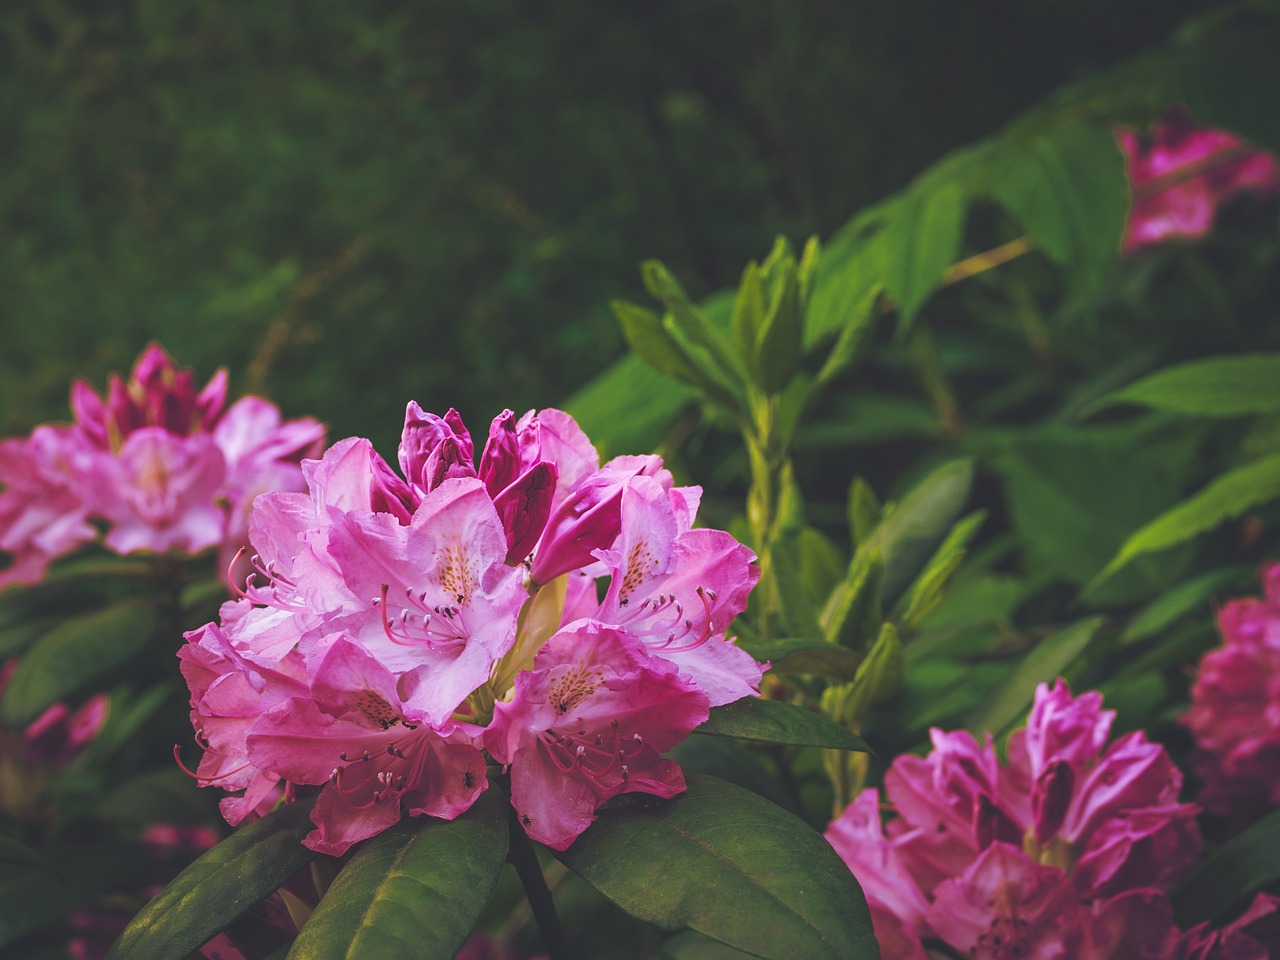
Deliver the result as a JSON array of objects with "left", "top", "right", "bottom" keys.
[
  {"left": 1031, "top": 758, "right": 1076, "bottom": 845},
  {"left": 494, "top": 461, "right": 557, "bottom": 564}
]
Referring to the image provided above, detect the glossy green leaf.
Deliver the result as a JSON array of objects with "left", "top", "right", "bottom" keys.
[
  {"left": 668, "top": 737, "right": 795, "bottom": 813},
  {"left": 105, "top": 800, "right": 318, "bottom": 960},
  {"left": 555, "top": 773, "right": 878, "bottom": 960},
  {"left": 1092, "top": 453, "right": 1280, "bottom": 588},
  {"left": 694, "top": 697, "right": 870, "bottom": 753},
  {"left": 1088, "top": 354, "right": 1280, "bottom": 418},
  {"left": 988, "top": 122, "right": 1128, "bottom": 290},
  {"left": 738, "top": 637, "right": 860, "bottom": 680},
  {"left": 1, "top": 598, "right": 157, "bottom": 726},
  {"left": 1173, "top": 808, "right": 1280, "bottom": 926},
  {"left": 877, "top": 179, "right": 966, "bottom": 331},
  {"left": 287, "top": 790, "right": 508, "bottom": 960},
  {"left": 658, "top": 930, "right": 757, "bottom": 959},
  {"left": 969, "top": 618, "right": 1101, "bottom": 737}
]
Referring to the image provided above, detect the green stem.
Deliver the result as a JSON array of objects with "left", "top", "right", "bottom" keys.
[{"left": 507, "top": 808, "right": 570, "bottom": 960}]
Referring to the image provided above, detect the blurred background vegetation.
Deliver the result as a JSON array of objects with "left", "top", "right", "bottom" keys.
[{"left": 1, "top": 0, "right": 1211, "bottom": 454}]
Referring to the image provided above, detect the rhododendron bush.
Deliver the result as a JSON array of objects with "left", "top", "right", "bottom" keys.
[{"left": 5, "top": 5, "right": 1280, "bottom": 960}]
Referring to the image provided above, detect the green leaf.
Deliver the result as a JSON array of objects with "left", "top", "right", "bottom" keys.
[
  {"left": 105, "top": 800, "right": 318, "bottom": 960},
  {"left": 733, "top": 637, "right": 860, "bottom": 680},
  {"left": 658, "top": 930, "right": 758, "bottom": 959},
  {"left": 754, "top": 262, "right": 804, "bottom": 394},
  {"left": 861, "top": 458, "right": 974, "bottom": 608},
  {"left": 1092, "top": 452, "right": 1280, "bottom": 588},
  {"left": 1087, "top": 354, "right": 1280, "bottom": 419},
  {"left": 846, "top": 477, "right": 882, "bottom": 551},
  {"left": 980, "top": 425, "right": 1201, "bottom": 600},
  {"left": 612, "top": 300, "right": 707, "bottom": 389},
  {"left": 1118, "top": 567, "right": 1251, "bottom": 647},
  {"left": 820, "top": 550, "right": 884, "bottom": 650},
  {"left": 564, "top": 355, "right": 693, "bottom": 457},
  {"left": 770, "top": 529, "right": 824, "bottom": 642},
  {"left": 1, "top": 598, "right": 157, "bottom": 726},
  {"left": 732, "top": 262, "right": 767, "bottom": 365},
  {"left": 988, "top": 122, "right": 1128, "bottom": 291},
  {"left": 554, "top": 773, "right": 878, "bottom": 960},
  {"left": 1172, "top": 808, "right": 1280, "bottom": 926},
  {"left": 969, "top": 618, "right": 1101, "bottom": 737},
  {"left": 287, "top": 791, "right": 508, "bottom": 960},
  {"left": 895, "top": 510, "right": 987, "bottom": 629},
  {"left": 694, "top": 698, "right": 870, "bottom": 753},
  {"left": 836, "top": 622, "right": 904, "bottom": 726},
  {"left": 0, "top": 616, "right": 56, "bottom": 658},
  {"left": 877, "top": 180, "right": 967, "bottom": 332}
]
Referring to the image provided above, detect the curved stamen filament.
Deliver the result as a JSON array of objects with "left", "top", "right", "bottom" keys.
[
  {"left": 227, "top": 548, "right": 308, "bottom": 613},
  {"left": 173, "top": 744, "right": 253, "bottom": 785},
  {"left": 376, "top": 584, "right": 468, "bottom": 650},
  {"left": 539, "top": 721, "right": 646, "bottom": 780}
]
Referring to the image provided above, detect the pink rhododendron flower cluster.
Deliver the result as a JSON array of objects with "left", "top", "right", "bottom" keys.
[
  {"left": 180, "top": 403, "right": 762, "bottom": 853},
  {"left": 1118, "top": 107, "right": 1279, "bottom": 254},
  {"left": 823, "top": 680, "right": 1275, "bottom": 959},
  {"left": 0, "top": 343, "right": 326, "bottom": 589},
  {"left": 1184, "top": 562, "right": 1280, "bottom": 820}
]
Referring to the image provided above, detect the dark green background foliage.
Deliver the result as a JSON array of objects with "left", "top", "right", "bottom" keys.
[{"left": 1, "top": 0, "right": 1205, "bottom": 451}]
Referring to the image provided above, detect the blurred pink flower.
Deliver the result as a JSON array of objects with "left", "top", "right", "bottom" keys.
[
  {"left": 1119, "top": 108, "right": 1279, "bottom": 253},
  {"left": 827, "top": 680, "right": 1203, "bottom": 959},
  {"left": 0, "top": 343, "right": 325, "bottom": 587},
  {"left": 1184, "top": 562, "right": 1280, "bottom": 820}
]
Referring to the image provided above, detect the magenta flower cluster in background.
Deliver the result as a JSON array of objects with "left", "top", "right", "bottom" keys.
[
  {"left": 826, "top": 680, "right": 1278, "bottom": 959},
  {"left": 0, "top": 343, "right": 326, "bottom": 589},
  {"left": 180, "top": 403, "right": 762, "bottom": 853},
  {"left": 1118, "top": 107, "right": 1279, "bottom": 254},
  {"left": 1185, "top": 563, "right": 1280, "bottom": 822}
]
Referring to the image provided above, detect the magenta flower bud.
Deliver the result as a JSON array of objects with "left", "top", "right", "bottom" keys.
[
  {"left": 398, "top": 402, "right": 476, "bottom": 495},
  {"left": 973, "top": 791, "right": 1022, "bottom": 850},
  {"left": 368, "top": 452, "right": 418, "bottom": 524},
  {"left": 478, "top": 409, "right": 522, "bottom": 498},
  {"left": 22, "top": 693, "right": 109, "bottom": 767},
  {"left": 1032, "top": 758, "right": 1076, "bottom": 845},
  {"left": 423, "top": 435, "right": 476, "bottom": 492},
  {"left": 493, "top": 460, "right": 557, "bottom": 565}
]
